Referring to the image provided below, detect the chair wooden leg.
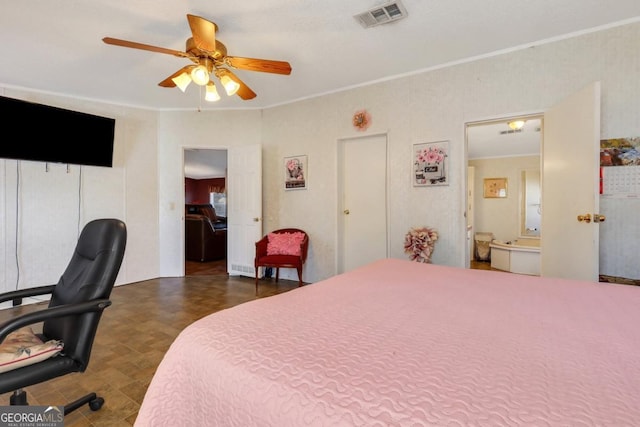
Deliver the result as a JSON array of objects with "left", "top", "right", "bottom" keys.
[
  {"left": 275, "top": 268, "right": 280, "bottom": 282},
  {"left": 297, "top": 267, "right": 303, "bottom": 287},
  {"left": 255, "top": 267, "right": 259, "bottom": 294}
]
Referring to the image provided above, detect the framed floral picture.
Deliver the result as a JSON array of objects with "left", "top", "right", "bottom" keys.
[
  {"left": 413, "top": 141, "right": 449, "bottom": 186},
  {"left": 284, "top": 155, "right": 307, "bottom": 190}
]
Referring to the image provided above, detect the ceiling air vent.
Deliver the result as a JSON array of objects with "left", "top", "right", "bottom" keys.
[
  {"left": 354, "top": 0, "right": 408, "bottom": 28},
  {"left": 499, "top": 129, "right": 524, "bottom": 135}
]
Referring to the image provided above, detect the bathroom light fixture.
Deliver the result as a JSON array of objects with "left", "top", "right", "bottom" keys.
[
  {"left": 205, "top": 82, "right": 221, "bottom": 102},
  {"left": 508, "top": 120, "right": 525, "bottom": 130}
]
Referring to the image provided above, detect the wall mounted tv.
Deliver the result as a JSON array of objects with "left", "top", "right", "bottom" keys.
[{"left": 0, "top": 95, "right": 115, "bottom": 167}]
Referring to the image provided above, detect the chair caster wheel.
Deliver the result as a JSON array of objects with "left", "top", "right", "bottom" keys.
[{"left": 89, "top": 397, "right": 104, "bottom": 411}]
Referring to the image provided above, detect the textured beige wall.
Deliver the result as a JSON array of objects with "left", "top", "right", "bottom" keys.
[
  {"left": 257, "top": 21, "right": 640, "bottom": 281},
  {"left": 469, "top": 156, "right": 541, "bottom": 242},
  {"left": 3, "top": 21, "right": 639, "bottom": 288}
]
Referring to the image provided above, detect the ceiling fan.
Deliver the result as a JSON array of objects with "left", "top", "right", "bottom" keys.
[{"left": 102, "top": 14, "right": 292, "bottom": 102}]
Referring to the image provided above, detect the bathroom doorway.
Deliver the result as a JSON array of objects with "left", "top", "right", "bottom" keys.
[{"left": 466, "top": 116, "right": 542, "bottom": 271}]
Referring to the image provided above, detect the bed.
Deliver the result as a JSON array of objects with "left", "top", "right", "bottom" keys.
[{"left": 135, "top": 258, "right": 640, "bottom": 426}]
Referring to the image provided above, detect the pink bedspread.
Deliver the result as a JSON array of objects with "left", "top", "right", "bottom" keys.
[{"left": 135, "top": 259, "right": 640, "bottom": 426}]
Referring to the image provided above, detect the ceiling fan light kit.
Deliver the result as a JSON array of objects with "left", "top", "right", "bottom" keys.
[{"left": 102, "top": 14, "right": 292, "bottom": 104}]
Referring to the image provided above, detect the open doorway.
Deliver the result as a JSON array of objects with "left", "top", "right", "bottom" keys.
[
  {"left": 184, "top": 148, "right": 228, "bottom": 276},
  {"left": 466, "top": 116, "right": 542, "bottom": 273}
]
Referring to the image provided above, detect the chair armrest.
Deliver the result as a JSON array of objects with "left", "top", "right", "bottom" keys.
[
  {"left": 300, "top": 234, "right": 309, "bottom": 262},
  {"left": 255, "top": 237, "right": 269, "bottom": 258},
  {"left": 0, "top": 298, "right": 112, "bottom": 342},
  {"left": 0, "top": 285, "right": 56, "bottom": 305}
]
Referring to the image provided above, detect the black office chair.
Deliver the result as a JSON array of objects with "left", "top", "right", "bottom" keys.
[{"left": 0, "top": 218, "right": 127, "bottom": 415}]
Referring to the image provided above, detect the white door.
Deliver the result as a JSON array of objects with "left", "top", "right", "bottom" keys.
[
  {"left": 227, "top": 145, "right": 262, "bottom": 277},
  {"left": 337, "top": 134, "right": 388, "bottom": 273},
  {"left": 542, "top": 82, "right": 601, "bottom": 281}
]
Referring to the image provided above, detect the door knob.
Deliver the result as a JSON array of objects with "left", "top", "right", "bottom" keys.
[
  {"left": 343, "top": 209, "right": 350, "bottom": 215},
  {"left": 253, "top": 217, "right": 260, "bottom": 222},
  {"left": 594, "top": 214, "right": 606, "bottom": 223},
  {"left": 577, "top": 213, "right": 591, "bottom": 223}
]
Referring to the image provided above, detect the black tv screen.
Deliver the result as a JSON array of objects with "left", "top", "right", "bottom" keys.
[{"left": 0, "top": 95, "right": 115, "bottom": 167}]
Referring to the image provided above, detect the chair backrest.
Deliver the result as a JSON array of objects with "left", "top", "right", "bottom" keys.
[
  {"left": 43, "top": 218, "right": 127, "bottom": 370},
  {"left": 270, "top": 228, "right": 309, "bottom": 261}
]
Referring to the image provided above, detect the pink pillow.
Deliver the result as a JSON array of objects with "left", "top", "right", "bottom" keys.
[
  {"left": 0, "top": 327, "right": 63, "bottom": 373},
  {"left": 267, "top": 232, "right": 305, "bottom": 256}
]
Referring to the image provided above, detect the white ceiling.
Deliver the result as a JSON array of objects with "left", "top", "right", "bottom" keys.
[
  {"left": 184, "top": 149, "right": 227, "bottom": 179},
  {"left": 467, "top": 118, "right": 542, "bottom": 160},
  {"left": 2, "top": 1, "right": 640, "bottom": 111}
]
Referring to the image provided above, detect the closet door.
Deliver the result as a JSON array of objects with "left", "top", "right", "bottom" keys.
[{"left": 337, "top": 133, "right": 388, "bottom": 273}]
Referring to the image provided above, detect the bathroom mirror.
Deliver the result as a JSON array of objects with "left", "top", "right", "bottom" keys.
[{"left": 520, "top": 169, "right": 541, "bottom": 237}]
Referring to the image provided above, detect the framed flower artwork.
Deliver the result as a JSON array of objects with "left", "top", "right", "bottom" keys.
[
  {"left": 413, "top": 141, "right": 449, "bottom": 186},
  {"left": 284, "top": 155, "right": 307, "bottom": 190}
]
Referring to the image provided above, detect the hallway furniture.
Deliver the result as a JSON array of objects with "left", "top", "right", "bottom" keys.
[
  {"left": 185, "top": 203, "right": 226, "bottom": 229},
  {"left": 185, "top": 214, "right": 227, "bottom": 262}
]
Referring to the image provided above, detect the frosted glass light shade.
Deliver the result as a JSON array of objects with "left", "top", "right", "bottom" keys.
[
  {"left": 508, "top": 120, "right": 525, "bottom": 130},
  {"left": 220, "top": 75, "right": 240, "bottom": 96},
  {"left": 205, "top": 82, "right": 221, "bottom": 102},
  {"left": 190, "top": 65, "right": 210, "bottom": 86},
  {"left": 171, "top": 72, "right": 192, "bottom": 92}
]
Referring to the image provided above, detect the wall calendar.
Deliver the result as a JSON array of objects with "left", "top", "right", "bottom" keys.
[{"left": 600, "top": 137, "right": 640, "bottom": 198}]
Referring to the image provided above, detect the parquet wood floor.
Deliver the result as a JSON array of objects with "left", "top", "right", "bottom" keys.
[{"left": 0, "top": 262, "right": 298, "bottom": 426}]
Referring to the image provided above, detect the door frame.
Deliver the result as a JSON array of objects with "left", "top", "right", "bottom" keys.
[
  {"left": 336, "top": 132, "right": 390, "bottom": 274},
  {"left": 182, "top": 146, "right": 229, "bottom": 276}
]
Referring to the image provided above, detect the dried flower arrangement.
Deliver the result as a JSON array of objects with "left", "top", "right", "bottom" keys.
[{"left": 404, "top": 226, "right": 438, "bottom": 263}]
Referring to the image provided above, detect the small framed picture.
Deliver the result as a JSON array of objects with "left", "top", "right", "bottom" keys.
[
  {"left": 483, "top": 177, "right": 508, "bottom": 198},
  {"left": 413, "top": 141, "right": 449, "bottom": 186},
  {"left": 284, "top": 155, "right": 307, "bottom": 190}
]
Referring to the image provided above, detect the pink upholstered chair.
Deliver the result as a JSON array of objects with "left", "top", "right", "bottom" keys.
[{"left": 254, "top": 228, "right": 309, "bottom": 293}]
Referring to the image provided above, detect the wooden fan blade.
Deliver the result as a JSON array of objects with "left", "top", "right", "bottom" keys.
[
  {"left": 186, "top": 14, "right": 217, "bottom": 54},
  {"left": 158, "top": 65, "right": 195, "bottom": 87},
  {"left": 225, "top": 57, "right": 292, "bottom": 75},
  {"left": 102, "top": 37, "right": 191, "bottom": 59},
  {"left": 219, "top": 69, "right": 257, "bottom": 100}
]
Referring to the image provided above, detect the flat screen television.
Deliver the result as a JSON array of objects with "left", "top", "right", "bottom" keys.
[{"left": 0, "top": 95, "right": 115, "bottom": 167}]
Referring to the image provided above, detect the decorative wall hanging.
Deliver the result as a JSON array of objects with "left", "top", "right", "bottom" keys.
[
  {"left": 404, "top": 226, "right": 439, "bottom": 263},
  {"left": 483, "top": 177, "right": 508, "bottom": 198},
  {"left": 352, "top": 109, "right": 371, "bottom": 131},
  {"left": 284, "top": 155, "right": 307, "bottom": 190},
  {"left": 413, "top": 141, "right": 449, "bottom": 186}
]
